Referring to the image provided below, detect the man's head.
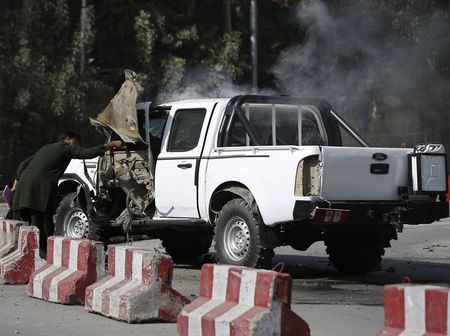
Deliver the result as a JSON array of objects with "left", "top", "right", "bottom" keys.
[{"left": 63, "top": 129, "right": 81, "bottom": 145}]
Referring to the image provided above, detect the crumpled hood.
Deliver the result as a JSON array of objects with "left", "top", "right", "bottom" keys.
[{"left": 90, "top": 70, "right": 144, "bottom": 143}]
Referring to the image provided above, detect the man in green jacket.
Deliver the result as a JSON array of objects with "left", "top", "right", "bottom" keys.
[{"left": 12, "top": 130, "right": 122, "bottom": 258}]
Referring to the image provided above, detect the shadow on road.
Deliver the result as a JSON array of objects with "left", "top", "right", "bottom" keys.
[
  {"left": 172, "top": 252, "right": 450, "bottom": 306},
  {"left": 176, "top": 252, "right": 450, "bottom": 286},
  {"left": 273, "top": 253, "right": 450, "bottom": 286}
]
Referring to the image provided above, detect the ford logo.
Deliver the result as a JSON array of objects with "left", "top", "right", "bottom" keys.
[{"left": 372, "top": 152, "right": 388, "bottom": 161}]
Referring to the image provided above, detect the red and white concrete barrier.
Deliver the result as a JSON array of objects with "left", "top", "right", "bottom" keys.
[
  {"left": 378, "top": 283, "right": 450, "bottom": 335},
  {"left": 0, "top": 220, "right": 24, "bottom": 258},
  {"left": 85, "top": 245, "right": 189, "bottom": 323},
  {"left": 27, "top": 236, "right": 105, "bottom": 304},
  {"left": 177, "top": 264, "right": 310, "bottom": 336},
  {"left": 0, "top": 226, "right": 44, "bottom": 284}
]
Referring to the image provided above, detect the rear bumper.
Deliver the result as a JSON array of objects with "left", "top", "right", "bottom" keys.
[{"left": 293, "top": 200, "right": 449, "bottom": 225}]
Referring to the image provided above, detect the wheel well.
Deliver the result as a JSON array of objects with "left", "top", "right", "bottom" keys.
[
  {"left": 210, "top": 182, "right": 282, "bottom": 250},
  {"left": 209, "top": 182, "right": 256, "bottom": 224},
  {"left": 57, "top": 180, "right": 88, "bottom": 209},
  {"left": 58, "top": 181, "right": 79, "bottom": 198}
]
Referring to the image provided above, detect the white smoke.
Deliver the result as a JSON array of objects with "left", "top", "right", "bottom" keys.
[
  {"left": 272, "top": 1, "right": 450, "bottom": 147},
  {"left": 158, "top": 66, "right": 256, "bottom": 103}
]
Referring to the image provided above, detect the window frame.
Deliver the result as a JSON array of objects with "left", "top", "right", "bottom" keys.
[
  {"left": 167, "top": 108, "right": 207, "bottom": 152},
  {"left": 223, "top": 103, "right": 328, "bottom": 147}
]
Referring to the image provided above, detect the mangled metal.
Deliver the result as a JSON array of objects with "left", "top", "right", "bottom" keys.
[
  {"left": 90, "top": 70, "right": 144, "bottom": 144},
  {"left": 93, "top": 71, "right": 155, "bottom": 232}
]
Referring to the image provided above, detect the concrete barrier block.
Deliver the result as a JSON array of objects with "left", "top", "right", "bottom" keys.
[
  {"left": 0, "top": 226, "right": 44, "bottom": 284},
  {"left": 177, "top": 264, "right": 310, "bottom": 336},
  {"left": 378, "top": 283, "right": 450, "bottom": 335},
  {"left": 85, "top": 245, "right": 190, "bottom": 323},
  {"left": 28, "top": 236, "right": 105, "bottom": 304},
  {"left": 0, "top": 220, "right": 24, "bottom": 258}
]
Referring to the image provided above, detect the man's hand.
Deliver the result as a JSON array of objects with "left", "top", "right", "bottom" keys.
[
  {"left": 11, "top": 179, "right": 18, "bottom": 192},
  {"left": 103, "top": 140, "right": 123, "bottom": 151}
]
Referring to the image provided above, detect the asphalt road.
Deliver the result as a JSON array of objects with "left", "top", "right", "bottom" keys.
[{"left": 0, "top": 201, "right": 449, "bottom": 336}]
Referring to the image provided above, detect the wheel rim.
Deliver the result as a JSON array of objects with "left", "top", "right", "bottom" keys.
[
  {"left": 65, "top": 209, "right": 89, "bottom": 239},
  {"left": 223, "top": 216, "right": 250, "bottom": 262}
]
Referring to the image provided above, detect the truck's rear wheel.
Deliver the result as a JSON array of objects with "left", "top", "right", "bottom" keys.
[
  {"left": 325, "top": 232, "right": 385, "bottom": 274},
  {"left": 161, "top": 230, "right": 213, "bottom": 263},
  {"left": 215, "top": 199, "right": 273, "bottom": 269}
]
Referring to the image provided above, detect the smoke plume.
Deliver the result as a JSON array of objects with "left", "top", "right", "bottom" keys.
[{"left": 273, "top": 1, "right": 450, "bottom": 147}]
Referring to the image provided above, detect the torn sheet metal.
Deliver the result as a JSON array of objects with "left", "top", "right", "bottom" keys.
[{"left": 90, "top": 70, "right": 144, "bottom": 143}]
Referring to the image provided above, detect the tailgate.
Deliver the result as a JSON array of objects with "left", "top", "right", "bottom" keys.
[{"left": 320, "top": 147, "right": 413, "bottom": 201}]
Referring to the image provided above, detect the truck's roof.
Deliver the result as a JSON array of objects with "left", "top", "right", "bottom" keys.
[{"left": 157, "top": 98, "right": 231, "bottom": 107}]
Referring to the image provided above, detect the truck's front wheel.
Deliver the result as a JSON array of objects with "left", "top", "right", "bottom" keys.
[
  {"left": 55, "top": 192, "right": 107, "bottom": 243},
  {"left": 55, "top": 192, "right": 90, "bottom": 239},
  {"left": 215, "top": 199, "right": 273, "bottom": 269}
]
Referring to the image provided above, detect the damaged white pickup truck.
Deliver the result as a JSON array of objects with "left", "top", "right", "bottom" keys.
[{"left": 56, "top": 79, "right": 449, "bottom": 274}]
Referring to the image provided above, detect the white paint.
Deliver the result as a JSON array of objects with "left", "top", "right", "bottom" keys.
[
  {"left": 399, "top": 285, "right": 445, "bottom": 335},
  {"left": 48, "top": 240, "right": 80, "bottom": 302},
  {"left": 411, "top": 156, "right": 418, "bottom": 192},
  {"left": 52, "top": 238, "right": 64, "bottom": 267},
  {"left": 91, "top": 276, "right": 124, "bottom": 313},
  {"left": 108, "top": 280, "right": 141, "bottom": 319},
  {"left": 214, "top": 304, "right": 251, "bottom": 336},
  {"left": 48, "top": 268, "right": 76, "bottom": 302},
  {"left": 212, "top": 265, "right": 232, "bottom": 301},
  {"left": 402, "top": 286, "right": 426, "bottom": 334},
  {"left": 204, "top": 146, "right": 321, "bottom": 225},
  {"left": 238, "top": 270, "right": 257, "bottom": 306},
  {"left": 0, "top": 223, "right": 14, "bottom": 257},
  {"left": 0, "top": 246, "right": 20, "bottom": 265},
  {"left": 213, "top": 270, "right": 258, "bottom": 336},
  {"left": 114, "top": 247, "right": 126, "bottom": 279},
  {"left": 321, "top": 147, "right": 413, "bottom": 201},
  {"left": 187, "top": 299, "right": 225, "bottom": 336},
  {"left": 420, "top": 154, "right": 447, "bottom": 192},
  {"left": 32, "top": 238, "right": 63, "bottom": 298},
  {"left": 131, "top": 251, "right": 143, "bottom": 282},
  {"left": 91, "top": 247, "right": 126, "bottom": 313},
  {"left": 108, "top": 251, "right": 143, "bottom": 319},
  {"left": 188, "top": 265, "right": 232, "bottom": 336},
  {"left": 34, "top": 250, "right": 45, "bottom": 272},
  {"left": 155, "top": 101, "right": 218, "bottom": 218},
  {"left": 61, "top": 158, "right": 98, "bottom": 194},
  {"left": 0, "top": 222, "right": 5, "bottom": 247},
  {"left": 1, "top": 228, "right": 41, "bottom": 282},
  {"left": 6, "top": 222, "right": 11, "bottom": 244},
  {"left": 68, "top": 240, "right": 80, "bottom": 270},
  {"left": 32, "top": 265, "right": 59, "bottom": 299},
  {"left": 1, "top": 250, "right": 21, "bottom": 272}
]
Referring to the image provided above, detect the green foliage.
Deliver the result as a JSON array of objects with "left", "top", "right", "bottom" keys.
[
  {"left": 134, "top": 10, "right": 158, "bottom": 70},
  {"left": 0, "top": 0, "right": 110, "bottom": 178}
]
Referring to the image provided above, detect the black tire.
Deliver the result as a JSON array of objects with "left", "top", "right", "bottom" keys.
[
  {"left": 161, "top": 230, "right": 213, "bottom": 263},
  {"left": 325, "top": 232, "right": 385, "bottom": 274},
  {"left": 215, "top": 199, "right": 274, "bottom": 269},
  {"left": 55, "top": 192, "right": 108, "bottom": 243},
  {"left": 55, "top": 192, "right": 90, "bottom": 239}
]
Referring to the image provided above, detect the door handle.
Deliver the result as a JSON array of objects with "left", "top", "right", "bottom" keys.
[{"left": 177, "top": 163, "right": 192, "bottom": 169}]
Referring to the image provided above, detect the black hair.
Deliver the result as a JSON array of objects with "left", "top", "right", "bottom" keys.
[{"left": 64, "top": 129, "right": 81, "bottom": 142}]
